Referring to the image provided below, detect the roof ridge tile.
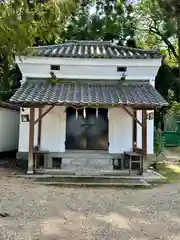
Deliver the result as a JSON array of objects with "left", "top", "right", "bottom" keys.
[{"left": 29, "top": 41, "right": 161, "bottom": 59}]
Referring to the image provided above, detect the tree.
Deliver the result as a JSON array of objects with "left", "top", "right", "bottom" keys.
[
  {"left": 0, "top": 0, "right": 78, "bottom": 100},
  {"left": 135, "top": 0, "right": 180, "bottom": 126},
  {"left": 136, "top": 0, "right": 180, "bottom": 65},
  {"left": 61, "top": 0, "right": 137, "bottom": 47},
  {"left": 154, "top": 63, "right": 172, "bottom": 129}
]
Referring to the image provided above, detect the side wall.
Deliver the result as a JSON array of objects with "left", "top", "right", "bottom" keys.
[
  {"left": 18, "top": 57, "right": 161, "bottom": 81},
  {"left": 20, "top": 63, "right": 159, "bottom": 81},
  {"left": 136, "top": 110, "right": 154, "bottom": 154},
  {"left": 109, "top": 108, "right": 153, "bottom": 154},
  {"left": 0, "top": 108, "right": 19, "bottom": 152},
  {"left": 18, "top": 106, "right": 66, "bottom": 152},
  {"left": 108, "top": 107, "right": 133, "bottom": 153}
]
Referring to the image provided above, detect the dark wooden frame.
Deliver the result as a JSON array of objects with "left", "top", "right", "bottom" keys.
[
  {"left": 122, "top": 106, "right": 142, "bottom": 127},
  {"left": 132, "top": 110, "right": 137, "bottom": 152},
  {"left": 27, "top": 104, "right": 149, "bottom": 174},
  {"left": 142, "top": 110, "right": 147, "bottom": 157},
  {"left": 34, "top": 105, "right": 55, "bottom": 126},
  {"left": 28, "top": 107, "right": 35, "bottom": 173},
  {"left": 28, "top": 105, "right": 54, "bottom": 173},
  {"left": 37, "top": 108, "right": 42, "bottom": 147},
  {"left": 122, "top": 107, "right": 147, "bottom": 157}
]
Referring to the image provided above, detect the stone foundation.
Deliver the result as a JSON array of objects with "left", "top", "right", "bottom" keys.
[{"left": 16, "top": 151, "right": 154, "bottom": 172}]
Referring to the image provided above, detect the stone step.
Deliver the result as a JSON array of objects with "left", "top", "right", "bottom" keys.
[
  {"left": 31, "top": 174, "right": 150, "bottom": 187},
  {"left": 62, "top": 158, "right": 113, "bottom": 163},
  {"left": 12, "top": 170, "right": 167, "bottom": 185},
  {"left": 33, "top": 180, "right": 150, "bottom": 187},
  {"left": 49, "top": 151, "right": 120, "bottom": 160},
  {"left": 61, "top": 167, "right": 113, "bottom": 171},
  {"left": 61, "top": 163, "right": 113, "bottom": 169},
  {"left": 61, "top": 155, "right": 117, "bottom": 160},
  {"left": 36, "top": 173, "right": 140, "bottom": 179},
  {"left": 35, "top": 169, "right": 138, "bottom": 176}
]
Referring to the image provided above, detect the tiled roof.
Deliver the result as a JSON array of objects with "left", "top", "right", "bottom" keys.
[
  {"left": 0, "top": 102, "right": 19, "bottom": 111},
  {"left": 10, "top": 81, "right": 167, "bottom": 108},
  {"left": 31, "top": 41, "right": 161, "bottom": 59}
]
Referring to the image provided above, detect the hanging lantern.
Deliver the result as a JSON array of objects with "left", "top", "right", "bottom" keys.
[
  {"left": 83, "top": 107, "right": 86, "bottom": 118},
  {"left": 76, "top": 109, "right": 78, "bottom": 119},
  {"left": 96, "top": 108, "right": 99, "bottom": 118}
]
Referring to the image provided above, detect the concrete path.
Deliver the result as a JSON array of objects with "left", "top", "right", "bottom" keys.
[{"left": 0, "top": 171, "right": 180, "bottom": 239}]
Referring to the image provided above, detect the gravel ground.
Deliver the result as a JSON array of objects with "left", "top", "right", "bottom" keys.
[{"left": 0, "top": 171, "right": 180, "bottom": 240}]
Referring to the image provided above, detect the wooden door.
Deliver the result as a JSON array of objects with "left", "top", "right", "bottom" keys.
[{"left": 66, "top": 108, "right": 108, "bottom": 150}]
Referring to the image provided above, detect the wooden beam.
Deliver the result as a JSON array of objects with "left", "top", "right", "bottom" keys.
[
  {"left": 142, "top": 110, "right": 147, "bottom": 157},
  {"left": 122, "top": 106, "right": 142, "bottom": 127},
  {"left": 132, "top": 110, "right": 137, "bottom": 151},
  {"left": 37, "top": 107, "right": 42, "bottom": 147},
  {"left": 34, "top": 105, "right": 54, "bottom": 126},
  {"left": 27, "top": 107, "right": 35, "bottom": 174}
]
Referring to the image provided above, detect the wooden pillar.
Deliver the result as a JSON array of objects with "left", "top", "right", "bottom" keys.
[
  {"left": 37, "top": 107, "right": 42, "bottom": 147},
  {"left": 132, "top": 110, "right": 137, "bottom": 151},
  {"left": 27, "top": 107, "right": 35, "bottom": 174},
  {"left": 142, "top": 109, "right": 147, "bottom": 157}
]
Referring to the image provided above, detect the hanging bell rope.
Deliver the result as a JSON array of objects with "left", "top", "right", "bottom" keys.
[
  {"left": 83, "top": 107, "right": 86, "bottom": 118},
  {"left": 76, "top": 109, "right": 78, "bottom": 119},
  {"left": 96, "top": 108, "right": 99, "bottom": 118}
]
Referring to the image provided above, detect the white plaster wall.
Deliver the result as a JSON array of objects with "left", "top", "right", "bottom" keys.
[
  {"left": 19, "top": 63, "right": 159, "bottom": 80},
  {"left": 136, "top": 110, "right": 154, "bottom": 154},
  {"left": 18, "top": 106, "right": 66, "bottom": 152},
  {"left": 0, "top": 108, "right": 19, "bottom": 151},
  {"left": 18, "top": 106, "right": 154, "bottom": 154},
  {"left": 109, "top": 108, "right": 154, "bottom": 154},
  {"left": 137, "top": 110, "right": 142, "bottom": 150},
  {"left": 108, "top": 107, "right": 133, "bottom": 153},
  {"left": 18, "top": 111, "right": 29, "bottom": 152},
  {"left": 147, "top": 111, "right": 154, "bottom": 154},
  {"left": 41, "top": 106, "right": 66, "bottom": 152},
  {"left": 17, "top": 56, "right": 161, "bottom": 67}
]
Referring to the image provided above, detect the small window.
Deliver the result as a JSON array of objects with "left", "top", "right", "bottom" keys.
[
  {"left": 51, "top": 65, "right": 60, "bottom": 71},
  {"left": 117, "top": 66, "right": 127, "bottom": 72}
]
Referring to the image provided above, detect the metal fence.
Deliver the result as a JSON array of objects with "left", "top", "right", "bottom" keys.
[{"left": 163, "top": 115, "right": 180, "bottom": 147}]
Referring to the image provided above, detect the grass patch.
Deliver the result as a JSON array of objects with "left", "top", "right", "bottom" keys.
[{"left": 152, "top": 161, "right": 180, "bottom": 183}]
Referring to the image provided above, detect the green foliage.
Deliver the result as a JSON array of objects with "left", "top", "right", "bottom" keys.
[
  {"left": 47, "top": 72, "right": 64, "bottom": 86},
  {"left": 167, "top": 101, "right": 180, "bottom": 116},
  {"left": 155, "top": 64, "right": 171, "bottom": 101},
  {"left": 151, "top": 161, "right": 180, "bottom": 183},
  {"left": 0, "top": 0, "right": 77, "bottom": 51},
  {"left": 135, "top": 0, "right": 180, "bottom": 128},
  {"left": 154, "top": 128, "right": 165, "bottom": 156},
  {"left": 61, "top": 0, "right": 136, "bottom": 45},
  {"left": 0, "top": 0, "right": 78, "bottom": 100},
  {"left": 135, "top": 0, "right": 180, "bottom": 64}
]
